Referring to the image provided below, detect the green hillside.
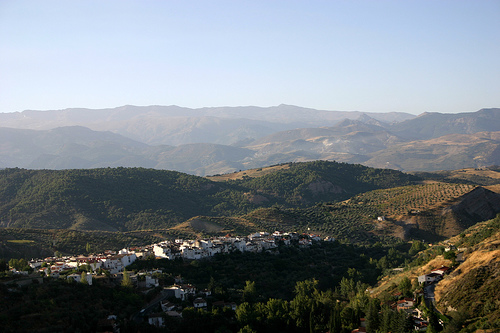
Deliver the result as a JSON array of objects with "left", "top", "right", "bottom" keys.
[
  {"left": 0, "top": 162, "right": 415, "bottom": 232},
  {"left": 0, "top": 228, "right": 163, "bottom": 259},
  {"left": 0, "top": 167, "right": 227, "bottom": 231},
  {"left": 226, "top": 161, "right": 417, "bottom": 205},
  {"left": 233, "top": 182, "right": 496, "bottom": 244},
  {"left": 434, "top": 215, "right": 500, "bottom": 332}
]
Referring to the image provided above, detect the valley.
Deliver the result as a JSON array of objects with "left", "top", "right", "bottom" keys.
[
  {"left": 1, "top": 139, "right": 500, "bottom": 332},
  {"left": 3, "top": 0, "right": 499, "bottom": 330}
]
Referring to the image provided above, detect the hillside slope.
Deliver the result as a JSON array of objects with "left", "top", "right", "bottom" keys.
[
  {"left": 368, "top": 215, "right": 500, "bottom": 332},
  {"left": 434, "top": 215, "right": 500, "bottom": 331},
  {"left": 0, "top": 161, "right": 414, "bottom": 232},
  {"left": 364, "top": 131, "right": 500, "bottom": 171}
]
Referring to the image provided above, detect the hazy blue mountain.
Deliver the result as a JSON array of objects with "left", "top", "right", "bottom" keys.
[
  {"left": 0, "top": 104, "right": 415, "bottom": 145},
  {"left": 0, "top": 126, "right": 155, "bottom": 169},
  {"left": 363, "top": 131, "right": 500, "bottom": 171},
  {"left": 389, "top": 108, "right": 500, "bottom": 140},
  {"left": 1, "top": 107, "right": 499, "bottom": 174}
]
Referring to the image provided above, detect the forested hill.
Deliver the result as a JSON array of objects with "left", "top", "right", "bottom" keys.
[
  {"left": 235, "top": 161, "right": 416, "bottom": 204},
  {"left": 0, "top": 161, "right": 415, "bottom": 231}
]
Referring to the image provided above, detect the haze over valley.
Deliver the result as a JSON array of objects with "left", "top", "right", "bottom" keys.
[{"left": 1, "top": 105, "right": 499, "bottom": 175}]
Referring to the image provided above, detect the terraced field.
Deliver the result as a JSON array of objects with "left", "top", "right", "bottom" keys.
[{"left": 358, "top": 182, "right": 477, "bottom": 217}]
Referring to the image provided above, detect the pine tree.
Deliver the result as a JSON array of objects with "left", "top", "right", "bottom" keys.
[{"left": 365, "top": 298, "right": 380, "bottom": 332}]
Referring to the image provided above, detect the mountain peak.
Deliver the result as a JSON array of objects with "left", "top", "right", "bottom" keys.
[{"left": 356, "top": 113, "right": 374, "bottom": 122}]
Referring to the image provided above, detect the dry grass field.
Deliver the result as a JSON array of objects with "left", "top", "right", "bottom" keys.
[
  {"left": 206, "top": 164, "right": 291, "bottom": 181},
  {"left": 169, "top": 216, "right": 257, "bottom": 238},
  {"left": 370, "top": 254, "right": 452, "bottom": 297}
]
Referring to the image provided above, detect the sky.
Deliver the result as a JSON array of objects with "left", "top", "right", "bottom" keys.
[{"left": 0, "top": 1, "right": 499, "bottom": 115}]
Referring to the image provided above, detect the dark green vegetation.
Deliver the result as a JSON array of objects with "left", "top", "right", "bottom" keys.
[
  {"left": 0, "top": 161, "right": 413, "bottom": 231},
  {"left": 0, "top": 238, "right": 421, "bottom": 333},
  {"left": 2, "top": 161, "right": 500, "bottom": 259},
  {"left": 0, "top": 277, "right": 144, "bottom": 332},
  {"left": 128, "top": 241, "right": 410, "bottom": 300},
  {"left": 0, "top": 228, "right": 163, "bottom": 260}
]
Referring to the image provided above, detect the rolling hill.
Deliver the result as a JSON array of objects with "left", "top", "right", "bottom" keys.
[
  {"left": 389, "top": 108, "right": 500, "bottom": 140},
  {"left": 434, "top": 215, "right": 500, "bottom": 330},
  {"left": 0, "top": 161, "right": 415, "bottom": 232},
  {"left": 1, "top": 162, "right": 499, "bottom": 254},
  {"left": 363, "top": 131, "right": 500, "bottom": 171}
]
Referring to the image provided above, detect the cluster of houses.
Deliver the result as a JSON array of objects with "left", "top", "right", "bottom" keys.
[
  {"left": 352, "top": 263, "right": 454, "bottom": 333},
  {"left": 146, "top": 284, "right": 238, "bottom": 328},
  {"left": 28, "top": 248, "right": 139, "bottom": 279},
  {"left": 10, "top": 231, "right": 335, "bottom": 329},
  {"left": 18, "top": 231, "right": 331, "bottom": 288},
  {"left": 152, "top": 231, "right": 333, "bottom": 260}
]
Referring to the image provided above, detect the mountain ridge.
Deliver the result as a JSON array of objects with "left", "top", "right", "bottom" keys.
[{"left": 1, "top": 106, "right": 499, "bottom": 175}]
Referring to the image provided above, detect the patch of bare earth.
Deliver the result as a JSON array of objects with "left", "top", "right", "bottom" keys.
[
  {"left": 207, "top": 164, "right": 291, "bottom": 182},
  {"left": 435, "top": 231, "right": 500, "bottom": 310},
  {"left": 486, "top": 184, "right": 500, "bottom": 193},
  {"left": 371, "top": 255, "right": 452, "bottom": 297}
]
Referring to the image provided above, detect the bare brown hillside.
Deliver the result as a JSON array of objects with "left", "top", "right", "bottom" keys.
[
  {"left": 169, "top": 216, "right": 257, "bottom": 238},
  {"left": 435, "top": 230, "right": 500, "bottom": 323},
  {"left": 207, "top": 163, "right": 291, "bottom": 181},
  {"left": 370, "top": 255, "right": 452, "bottom": 297}
]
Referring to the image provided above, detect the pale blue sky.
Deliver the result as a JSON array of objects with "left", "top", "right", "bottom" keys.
[{"left": 1, "top": 0, "right": 499, "bottom": 114}]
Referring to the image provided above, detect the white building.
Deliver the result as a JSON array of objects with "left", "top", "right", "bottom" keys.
[
  {"left": 67, "top": 272, "right": 93, "bottom": 285},
  {"left": 148, "top": 313, "right": 165, "bottom": 328},
  {"left": 418, "top": 272, "right": 441, "bottom": 284},
  {"left": 193, "top": 297, "right": 207, "bottom": 308}
]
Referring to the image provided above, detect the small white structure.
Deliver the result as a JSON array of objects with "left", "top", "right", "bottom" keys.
[
  {"left": 67, "top": 272, "right": 93, "bottom": 285},
  {"left": 148, "top": 313, "right": 165, "bottom": 327},
  {"left": 193, "top": 297, "right": 207, "bottom": 308},
  {"left": 161, "top": 300, "right": 176, "bottom": 312},
  {"left": 233, "top": 239, "right": 247, "bottom": 252},
  {"left": 153, "top": 244, "right": 171, "bottom": 258},
  {"left": 418, "top": 272, "right": 441, "bottom": 284},
  {"left": 165, "top": 284, "right": 196, "bottom": 301}
]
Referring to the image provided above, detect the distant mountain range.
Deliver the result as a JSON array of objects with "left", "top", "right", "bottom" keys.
[{"left": 1, "top": 105, "right": 499, "bottom": 175}]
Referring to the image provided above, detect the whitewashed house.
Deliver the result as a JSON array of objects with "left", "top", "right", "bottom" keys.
[
  {"left": 67, "top": 272, "right": 93, "bottom": 285},
  {"left": 193, "top": 297, "right": 207, "bottom": 308},
  {"left": 148, "top": 313, "right": 165, "bottom": 328}
]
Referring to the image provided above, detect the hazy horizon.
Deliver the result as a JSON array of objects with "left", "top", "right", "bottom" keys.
[
  {"left": 1, "top": 103, "right": 498, "bottom": 116},
  {"left": 1, "top": 1, "right": 499, "bottom": 114}
]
